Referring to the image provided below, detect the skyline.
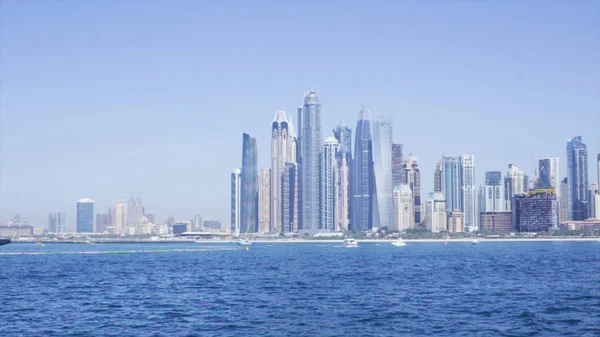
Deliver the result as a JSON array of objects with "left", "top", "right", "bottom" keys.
[{"left": 1, "top": 1, "right": 599, "bottom": 228}]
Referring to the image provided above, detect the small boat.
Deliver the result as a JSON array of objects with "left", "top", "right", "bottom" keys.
[
  {"left": 391, "top": 238, "right": 406, "bottom": 247},
  {"left": 85, "top": 240, "right": 96, "bottom": 245},
  {"left": 343, "top": 237, "right": 358, "bottom": 248},
  {"left": 471, "top": 239, "right": 480, "bottom": 245},
  {"left": 237, "top": 237, "right": 252, "bottom": 246}
]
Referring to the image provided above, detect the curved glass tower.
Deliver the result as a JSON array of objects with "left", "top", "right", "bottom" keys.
[
  {"left": 351, "top": 107, "right": 373, "bottom": 231},
  {"left": 372, "top": 116, "right": 394, "bottom": 229}
]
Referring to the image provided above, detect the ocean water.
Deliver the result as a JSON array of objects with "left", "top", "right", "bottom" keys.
[{"left": 1, "top": 241, "right": 599, "bottom": 336}]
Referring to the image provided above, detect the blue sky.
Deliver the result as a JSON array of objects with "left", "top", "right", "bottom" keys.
[{"left": 1, "top": 0, "right": 599, "bottom": 229}]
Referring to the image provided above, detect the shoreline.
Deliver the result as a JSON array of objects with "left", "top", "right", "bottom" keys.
[{"left": 7, "top": 237, "right": 600, "bottom": 244}]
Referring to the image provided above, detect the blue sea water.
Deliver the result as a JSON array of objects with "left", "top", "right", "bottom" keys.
[{"left": 1, "top": 241, "right": 599, "bottom": 336}]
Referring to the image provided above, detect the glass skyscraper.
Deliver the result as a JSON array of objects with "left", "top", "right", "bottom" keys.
[
  {"left": 392, "top": 142, "right": 403, "bottom": 187},
  {"left": 483, "top": 171, "right": 504, "bottom": 212},
  {"left": 299, "top": 91, "right": 322, "bottom": 231},
  {"left": 372, "top": 116, "right": 394, "bottom": 229},
  {"left": 241, "top": 133, "right": 258, "bottom": 233},
  {"left": 566, "top": 136, "right": 588, "bottom": 220},
  {"left": 351, "top": 107, "right": 373, "bottom": 231},
  {"left": 321, "top": 137, "right": 340, "bottom": 231},
  {"left": 461, "top": 154, "right": 477, "bottom": 232},
  {"left": 443, "top": 157, "right": 462, "bottom": 214},
  {"left": 230, "top": 168, "right": 241, "bottom": 234},
  {"left": 76, "top": 198, "right": 94, "bottom": 233}
]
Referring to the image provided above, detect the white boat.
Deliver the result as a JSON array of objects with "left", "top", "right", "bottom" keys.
[
  {"left": 391, "top": 238, "right": 406, "bottom": 247},
  {"left": 471, "top": 239, "right": 480, "bottom": 245},
  {"left": 343, "top": 237, "right": 358, "bottom": 248},
  {"left": 237, "top": 237, "right": 252, "bottom": 246}
]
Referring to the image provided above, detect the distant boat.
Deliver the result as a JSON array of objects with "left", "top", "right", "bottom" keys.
[
  {"left": 237, "top": 237, "right": 252, "bottom": 246},
  {"left": 85, "top": 240, "right": 96, "bottom": 245},
  {"left": 343, "top": 237, "right": 358, "bottom": 248},
  {"left": 391, "top": 238, "right": 406, "bottom": 247},
  {"left": 472, "top": 239, "right": 480, "bottom": 245}
]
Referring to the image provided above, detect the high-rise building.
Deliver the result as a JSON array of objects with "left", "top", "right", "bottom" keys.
[
  {"left": 448, "top": 211, "right": 465, "bottom": 233},
  {"left": 48, "top": 212, "right": 66, "bottom": 233},
  {"left": 76, "top": 198, "right": 94, "bottom": 233},
  {"left": 258, "top": 169, "right": 271, "bottom": 233},
  {"left": 566, "top": 136, "right": 588, "bottom": 220},
  {"left": 299, "top": 91, "right": 322, "bottom": 231},
  {"left": 433, "top": 159, "right": 443, "bottom": 193},
  {"left": 597, "top": 153, "right": 600, "bottom": 190},
  {"left": 483, "top": 171, "right": 504, "bottom": 212},
  {"left": 588, "top": 183, "right": 598, "bottom": 219},
  {"left": 504, "top": 164, "right": 527, "bottom": 211},
  {"left": 537, "top": 157, "right": 559, "bottom": 192},
  {"left": 513, "top": 190, "right": 559, "bottom": 232},
  {"left": 241, "top": 133, "right": 258, "bottom": 233},
  {"left": 333, "top": 122, "right": 351, "bottom": 233},
  {"left": 230, "top": 169, "right": 242, "bottom": 235},
  {"left": 95, "top": 213, "right": 112, "bottom": 233},
  {"left": 114, "top": 200, "right": 126, "bottom": 235},
  {"left": 595, "top": 193, "right": 600, "bottom": 220},
  {"left": 425, "top": 192, "right": 446, "bottom": 233},
  {"left": 372, "top": 116, "right": 394, "bottom": 229},
  {"left": 126, "top": 196, "right": 144, "bottom": 226},
  {"left": 443, "top": 157, "right": 462, "bottom": 213},
  {"left": 460, "top": 154, "right": 477, "bottom": 232},
  {"left": 281, "top": 162, "right": 299, "bottom": 233},
  {"left": 392, "top": 142, "right": 403, "bottom": 187},
  {"left": 559, "top": 178, "right": 569, "bottom": 222},
  {"left": 479, "top": 211, "right": 513, "bottom": 232},
  {"left": 271, "top": 111, "right": 297, "bottom": 233},
  {"left": 401, "top": 156, "right": 422, "bottom": 226},
  {"left": 321, "top": 137, "right": 340, "bottom": 231},
  {"left": 333, "top": 121, "right": 352, "bottom": 159},
  {"left": 393, "top": 184, "right": 414, "bottom": 231},
  {"left": 351, "top": 106, "right": 373, "bottom": 231}
]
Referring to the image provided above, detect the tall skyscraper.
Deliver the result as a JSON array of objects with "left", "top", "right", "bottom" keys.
[
  {"left": 241, "top": 133, "right": 258, "bottom": 233},
  {"left": 281, "top": 162, "right": 299, "bottom": 233},
  {"left": 372, "top": 116, "right": 394, "bottom": 229},
  {"left": 434, "top": 159, "right": 443, "bottom": 193},
  {"left": 443, "top": 157, "right": 462, "bottom": 213},
  {"left": 537, "top": 157, "right": 559, "bottom": 192},
  {"left": 230, "top": 168, "right": 242, "bottom": 235},
  {"left": 48, "top": 212, "right": 66, "bottom": 233},
  {"left": 333, "top": 121, "right": 352, "bottom": 159},
  {"left": 566, "top": 136, "right": 588, "bottom": 220},
  {"left": 333, "top": 122, "right": 352, "bottom": 233},
  {"left": 588, "top": 183, "right": 598, "bottom": 219},
  {"left": 505, "top": 164, "right": 527, "bottom": 211},
  {"left": 401, "top": 156, "right": 422, "bottom": 225},
  {"left": 258, "top": 169, "right": 271, "bottom": 233},
  {"left": 392, "top": 142, "right": 403, "bottom": 187},
  {"left": 76, "top": 198, "right": 94, "bottom": 233},
  {"left": 126, "top": 196, "right": 144, "bottom": 226},
  {"left": 114, "top": 200, "right": 126, "bottom": 235},
  {"left": 321, "top": 137, "right": 340, "bottom": 231},
  {"left": 393, "top": 184, "right": 414, "bottom": 231},
  {"left": 299, "top": 91, "right": 322, "bottom": 231},
  {"left": 483, "top": 171, "right": 504, "bottom": 212},
  {"left": 559, "top": 178, "right": 569, "bottom": 222},
  {"left": 351, "top": 106, "right": 374, "bottom": 231},
  {"left": 425, "top": 192, "right": 446, "bottom": 233},
  {"left": 270, "top": 111, "right": 297, "bottom": 233},
  {"left": 461, "top": 155, "right": 477, "bottom": 232}
]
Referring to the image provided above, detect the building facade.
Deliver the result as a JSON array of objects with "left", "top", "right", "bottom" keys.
[
  {"left": 48, "top": 212, "right": 66, "bottom": 233},
  {"left": 483, "top": 171, "right": 504, "bottom": 212},
  {"left": 448, "top": 211, "right": 465, "bottom": 233},
  {"left": 434, "top": 159, "right": 443, "bottom": 193},
  {"left": 504, "top": 164, "right": 527, "bottom": 211},
  {"left": 393, "top": 184, "right": 414, "bottom": 231},
  {"left": 270, "top": 111, "right": 297, "bottom": 233},
  {"left": 126, "top": 196, "right": 144, "bottom": 226},
  {"left": 258, "top": 169, "right": 271, "bottom": 233},
  {"left": 240, "top": 133, "right": 258, "bottom": 233},
  {"left": 566, "top": 136, "right": 588, "bottom": 220},
  {"left": 425, "top": 192, "right": 446, "bottom": 233},
  {"left": 460, "top": 154, "right": 477, "bottom": 232},
  {"left": 392, "top": 142, "right": 403, "bottom": 187},
  {"left": 401, "top": 156, "right": 422, "bottom": 226},
  {"left": 372, "top": 116, "right": 394, "bottom": 229},
  {"left": 230, "top": 168, "right": 241, "bottom": 234},
  {"left": 321, "top": 137, "right": 340, "bottom": 231},
  {"left": 76, "top": 198, "right": 94, "bottom": 233},
  {"left": 443, "top": 157, "right": 462, "bottom": 213},
  {"left": 114, "top": 200, "right": 126, "bottom": 235},
  {"left": 479, "top": 211, "right": 513, "bottom": 232},
  {"left": 299, "top": 91, "right": 322, "bottom": 231},
  {"left": 281, "top": 162, "right": 299, "bottom": 232},
  {"left": 513, "top": 190, "right": 559, "bottom": 232},
  {"left": 351, "top": 106, "right": 373, "bottom": 231}
]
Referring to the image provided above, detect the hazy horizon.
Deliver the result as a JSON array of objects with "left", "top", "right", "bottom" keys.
[{"left": 1, "top": 1, "right": 599, "bottom": 229}]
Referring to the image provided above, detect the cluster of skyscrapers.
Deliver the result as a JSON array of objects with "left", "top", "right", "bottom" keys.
[{"left": 231, "top": 91, "right": 600, "bottom": 235}]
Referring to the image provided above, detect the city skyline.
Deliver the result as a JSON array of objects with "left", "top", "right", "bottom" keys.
[{"left": 1, "top": 1, "right": 599, "bottom": 228}]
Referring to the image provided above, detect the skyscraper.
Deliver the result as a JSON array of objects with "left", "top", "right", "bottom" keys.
[
  {"left": 114, "top": 200, "right": 126, "bottom": 235},
  {"left": 537, "top": 157, "right": 559, "bottom": 192},
  {"left": 566, "top": 136, "right": 588, "bottom": 220},
  {"left": 393, "top": 184, "right": 414, "bottom": 231},
  {"left": 230, "top": 168, "right": 242, "bottom": 234},
  {"left": 483, "top": 171, "right": 504, "bottom": 212},
  {"left": 401, "top": 156, "right": 422, "bottom": 225},
  {"left": 321, "top": 137, "right": 340, "bottom": 231},
  {"left": 281, "top": 162, "right": 299, "bottom": 233},
  {"left": 505, "top": 164, "right": 527, "bottom": 211},
  {"left": 372, "top": 116, "right": 394, "bottom": 229},
  {"left": 126, "top": 196, "right": 144, "bottom": 226},
  {"left": 241, "top": 133, "right": 258, "bottom": 233},
  {"left": 333, "top": 121, "right": 352, "bottom": 159},
  {"left": 271, "top": 111, "right": 297, "bottom": 233},
  {"left": 434, "top": 159, "right": 443, "bottom": 193},
  {"left": 559, "top": 178, "right": 569, "bottom": 222},
  {"left": 334, "top": 123, "right": 352, "bottom": 233},
  {"left": 588, "top": 183, "right": 598, "bottom": 219},
  {"left": 48, "top": 212, "right": 65, "bottom": 233},
  {"left": 299, "top": 91, "right": 322, "bottom": 231},
  {"left": 443, "top": 157, "right": 462, "bottom": 214},
  {"left": 425, "top": 192, "right": 446, "bottom": 233},
  {"left": 392, "top": 142, "right": 403, "bottom": 187},
  {"left": 351, "top": 106, "right": 374, "bottom": 231},
  {"left": 76, "top": 198, "right": 94, "bottom": 233},
  {"left": 258, "top": 169, "right": 271, "bottom": 233},
  {"left": 461, "top": 155, "right": 477, "bottom": 232}
]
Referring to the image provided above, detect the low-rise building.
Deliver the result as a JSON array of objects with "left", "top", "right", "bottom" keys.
[{"left": 480, "top": 211, "right": 513, "bottom": 232}]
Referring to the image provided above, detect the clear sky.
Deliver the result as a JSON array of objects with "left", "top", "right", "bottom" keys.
[{"left": 1, "top": 0, "right": 599, "bottom": 230}]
